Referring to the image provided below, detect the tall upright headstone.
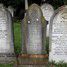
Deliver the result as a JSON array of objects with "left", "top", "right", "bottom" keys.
[
  {"left": 41, "top": 3, "right": 54, "bottom": 37},
  {"left": 19, "top": 4, "right": 48, "bottom": 65},
  {"left": 0, "top": 4, "right": 15, "bottom": 63},
  {"left": 49, "top": 5, "right": 67, "bottom": 63},
  {"left": 26, "top": 4, "right": 46, "bottom": 54},
  {"left": 22, "top": 4, "right": 46, "bottom": 54},
  {"left": 8, "top": 6, "right": 14, "bottom": 17}
]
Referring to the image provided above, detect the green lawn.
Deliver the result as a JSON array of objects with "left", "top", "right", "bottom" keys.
[
  {"left": 14, "top": 22, "right": 22, "bottom": 55},
  {"left": 0, "top": 64, "right": 13, "bottom": 67}
]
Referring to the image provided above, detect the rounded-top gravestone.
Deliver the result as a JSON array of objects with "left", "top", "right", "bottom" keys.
[
  {"left": 0, "top": 4, "right": 15, "bottom": 63},
  {"left": 41, "top": 3, "right": 54, "bottom": 22},
  {"left": 26, "top": 4, "right": 43, "bottom": 54},
  {"left": 41, "top": 3, "right": 54, "bottom": 37},
  {"left": 49, "top": 5, "right": 67, "bottom": 63},
  {"left": 20, "top": 3, "right": 47, "bottom": 65},
  {"left": 26, "top": 4, "right": 46, "bottom": 54}
]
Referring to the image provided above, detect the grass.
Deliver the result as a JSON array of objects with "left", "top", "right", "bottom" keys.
[
  {"left": 0, "top": 64, "right": 13, "bottom": 67},
  {"left": 14, "top": 22, "right": 22, "bottom": 55}
]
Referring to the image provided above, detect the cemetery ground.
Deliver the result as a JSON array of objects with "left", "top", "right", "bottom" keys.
[{"left": 0, "top": 22, "right": 67, "bottom": 67}]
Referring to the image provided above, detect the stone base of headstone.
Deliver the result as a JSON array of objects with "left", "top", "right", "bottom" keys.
[
  {"left": 0, "top": 53, "right": 16, "bottom": 64},
  {"left": 18, "top": 65, "right": 47, "bottom": 67},
  {"left": 18, "top": 54, "right": 48, "bottom": 65}
]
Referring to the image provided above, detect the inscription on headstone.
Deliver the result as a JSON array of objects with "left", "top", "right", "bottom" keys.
[
  {"left": 0, "top": 4, "right": 15, "bottom": 63},
  {"left": 41, "top": 3, "right": 54, "bottom": 37},
  {"left": 49, "top": 6, "right": 67, "bottom": 63}
]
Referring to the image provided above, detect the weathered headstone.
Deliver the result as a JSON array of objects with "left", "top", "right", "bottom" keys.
[
  {"left": 8, "top": 6, "right": 14, "bottom": 17},
  {"left": 49, "top": 5, "right": 67, "bottom": 63},
  {"left": 22, "top": 4, "right": 46, "bottom": 54},
  {"left": 26, "top": 4, "right": 46, "bottom": 54},
  {"left": 0, "top": 4, "right": 15, "bottom": 63},
  {"left": 19, "top": 4, "right": 48, "bottom": 65},
  {"left": 41, "top": 3, "right": 54, "bottom": 37}
]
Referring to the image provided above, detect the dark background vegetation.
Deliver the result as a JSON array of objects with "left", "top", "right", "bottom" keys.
[{"left": 0, "top": 0, "right": 65, "bottom": 19}]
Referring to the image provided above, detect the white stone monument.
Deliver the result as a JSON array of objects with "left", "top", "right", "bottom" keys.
[
  {"left": 49, "top": 5, "right": 67, "bottom": 63},
  {"left": 41, "top": 3, "right": 54, "bottom": 37},
  {"left": 0, "top": 4, "right": 15, "bottom": 63},
  {"left": 8, "top": 6, "right": 14, "bottom": 17}
]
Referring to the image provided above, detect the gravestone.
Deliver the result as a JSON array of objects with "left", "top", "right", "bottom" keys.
[
  {"left": 8, "top": 6, "right": 14, "bottom": 17},
  {"left": 22, "top": 3, "right": 46, "bottom": 54},
  {"left": 26, "top": 4, "right": 46, "bottom": 54},
  {"left": 41, "top": 3, "right": 54, "bottom": 37},
  {"left": 0, "top": 4, "right": 15, "bottom": 63},
  {"left": 19, "top": 4, "right": 48, "bottom": 65},
  {"left": 49, "top": 5, "right": 67, "bottom": 63}
]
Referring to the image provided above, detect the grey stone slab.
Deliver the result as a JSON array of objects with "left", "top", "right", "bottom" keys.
[{"left": 21, "top": 4, "right": 46, "bottom": 54}]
